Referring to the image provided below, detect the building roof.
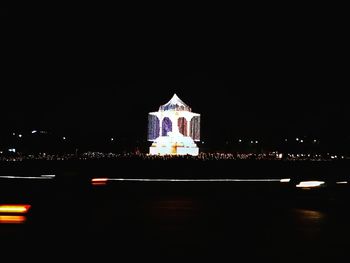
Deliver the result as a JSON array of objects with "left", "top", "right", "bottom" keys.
[{"left": 159, "top": 94, "right": 191, "bottom": 112}]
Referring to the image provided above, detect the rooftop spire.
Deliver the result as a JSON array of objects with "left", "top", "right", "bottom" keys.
[{"left": 159, "top": 94, "right": 191, "bottom": 112}]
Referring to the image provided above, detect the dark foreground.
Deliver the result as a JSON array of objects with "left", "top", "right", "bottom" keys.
[{"left": 0, "top": 160, "right": 349, "bottom": 262}]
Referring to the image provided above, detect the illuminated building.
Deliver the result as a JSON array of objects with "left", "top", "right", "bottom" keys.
[{"left": 148, "top": 94, "right": 200, "bottom": 156}]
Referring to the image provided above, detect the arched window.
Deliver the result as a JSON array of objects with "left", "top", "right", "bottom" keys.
[
  {"left": 190, "top": 116, "right": 200, "bottom": 141},
  {"left": 162, "top": 117, "right": 172, "bottom": 136},
  {"left": 147, "top": 114, "right": 160, "bottom": 141},
  {"left": 178, "top": 117, "right": 187, "bottom": 136}
]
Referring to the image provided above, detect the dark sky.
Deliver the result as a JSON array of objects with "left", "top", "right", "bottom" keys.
[{"left": 1, "top": 8, "right": 348, "bottom": 141}]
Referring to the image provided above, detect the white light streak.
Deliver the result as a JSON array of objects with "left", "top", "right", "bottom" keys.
[
  {"left": 296, "top": 181, "right": 325, "bottom": 188},
  {"left": 336, "top": 181, "right": 348, "bottom": 184},
  {"left": 41, "top": 174, "right": 56, "bottom": 178},
  {"left": 0, "top": 175, "right": 54, "bottom": 180},
  {"left": 280, "top": 178, "right": 291, "bottom": 183},
  {"left": 92, "top": 178, "right": 283, "bottom": 182}
]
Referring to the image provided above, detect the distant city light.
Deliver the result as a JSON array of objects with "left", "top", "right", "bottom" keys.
[
  {"left": 336, "top": 181, "right": 348, "bottom": 184},
  {"left": 12, "top": 133, "right": 15, "bottom": 136},
  {"left": 238, "top": 139, "right": 242, "bottom": 143},
  {"left": 313, "top": 139, "right": 317, "bottom": 143},
  {"left": 31, "top": 130, "right": 37, "bottom": 134},
  {"left": 255, "top": 141, "right": 258, "bottom": 144},
  {"left": 300, "top": 139, "right": 303, "bottom": 143},
  {"left": 285, "top": 139, "right": 288, "bottom": 142},
  {"left": 111, "top": 138, "right": 114, "bottom": 141},
  {"left": 63, "top": 137, "right": 66, "bottom": 140},
  {"left": 8, "top": 148, "right": 16, "bottom": 153},
  {"left": 18, "top": 134, "right": 22, "bottom": 138},
  {"left": 296, "top": 138, "right": 299, "bottom": 141}
]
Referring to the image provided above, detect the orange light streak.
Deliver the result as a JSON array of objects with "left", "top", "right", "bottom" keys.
[
  {"left": 0, "top": 204, "right": 31, "bottom": 214},
  {"left": 0, "top": 215, "right": 26, "bottom": 224}
]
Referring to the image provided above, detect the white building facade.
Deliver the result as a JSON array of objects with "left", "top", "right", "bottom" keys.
[{"left": 148, "top": 94, "right": 200, "bottom": 156}]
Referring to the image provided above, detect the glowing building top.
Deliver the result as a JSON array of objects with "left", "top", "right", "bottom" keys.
[
  {"left": 159, "top": 93, "right": 191, "bottom": 112},
  {"left": 148, "top": 94, "right": 200, "bottom": 155}
]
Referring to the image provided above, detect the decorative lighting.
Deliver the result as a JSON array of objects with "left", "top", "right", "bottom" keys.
[{"left": 148, "top": 94, "right": 200, "bottom": 156}]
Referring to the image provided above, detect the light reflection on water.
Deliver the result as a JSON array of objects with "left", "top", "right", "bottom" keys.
[
  {"left": 292, "top": 208, "right": 327, "bottom": 239},
  {"left": 2, "top": 176, "right": 350, "bottom": 260},
  {"left": 294, "top": 208, "right": 326, "bottom": 223},
  {"left": 148, "top": 198, "right": 200, "bottom": 222}
]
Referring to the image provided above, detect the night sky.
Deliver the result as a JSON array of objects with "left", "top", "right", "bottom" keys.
[{"left": 1, "top": 8, "right": 348, "bottom": 143}]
